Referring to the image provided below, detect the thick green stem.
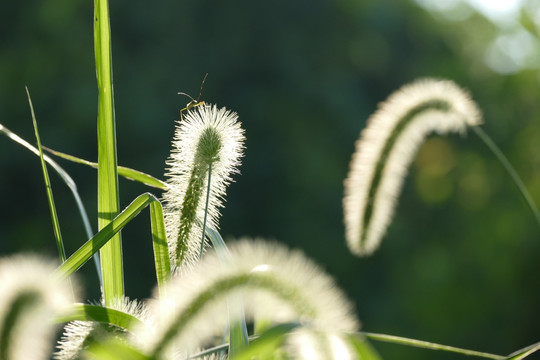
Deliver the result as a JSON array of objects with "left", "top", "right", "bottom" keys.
[{"left": 95, "top": 0, "right": 123, "bottom": 305}]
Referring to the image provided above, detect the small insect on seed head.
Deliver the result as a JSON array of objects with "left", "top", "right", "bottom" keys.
[{"left": 178, "top": 73, "right": 208, "bottom": 121}]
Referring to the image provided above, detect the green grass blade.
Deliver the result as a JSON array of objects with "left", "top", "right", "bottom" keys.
[
  {"left": 205, "top": 225, "right": 232, "bottom": 260},
  {"left": 361, "top": 331, "right": 505, "bottom": 359},
  {"left": 347, "top": 333, "right": 382, "bottom": 360},
  {"left": 95, "top": 0, "right": 123, "bottom": 306},
  {"left": 43, "top": 146, "right": 168, "bottom": 190},
  {"left": 473, "top": 126, "right": 540, "bottom": 230},
  {"left": 25, "top": 88, "right": 67, "bottom": 263},
  {"left": 205, "top": 225, "right": 249, "bottom": 354},
  {"left": 149, "top": 200, "right": 171, "bottom": 294},
  {"left": 520, "top": 9, "right": 540, "bottom": 41},
  {"left": 506, "top": 341, "right": 540, "bottom": 360},
  {"left": 85, "top": 340, "right": 149, "bottom": 360},
  {"left": 228, "top": 304, "right": 250, "bottom": 357},
  {"left": 55, "top": 303, "right": 143, "bottom": 330},
  {"left": 55, "top": 193, "right": 157, "bottom": 278},
  {"left": 0, "top": 123, "right": 103, "bottom": 288},
  {"left": 230, "top": 323, "right": 300, "bottom": 360},
  {"left": 187, "top": 343, "right": 229, "bottom": 359}
]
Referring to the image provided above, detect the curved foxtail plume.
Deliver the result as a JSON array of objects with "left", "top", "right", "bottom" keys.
[
  {"left": 0, "top": 255, "right": 74, "bottom": 360},
  {"left": 136, "top": 239, "right": 359, "bottom": 358},
  {"left": 54, "top": 297, "right": 150, "bottom": 360},
  {"left": 344, "top": 79, "right": 482, "bottom": 256},
  {"left": 163, "top": 104, "right": 245, "bottom": 270}
]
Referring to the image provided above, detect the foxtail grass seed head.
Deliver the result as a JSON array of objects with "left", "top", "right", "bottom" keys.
[
  {"left": 163, "top": 104, "right": 245, "bottom": 270},
  {"left": 344, "top": 78, "right": 482, "bottom": 256},
  {"left": 136, "top": 239, "right": 359, "bottom": 357},
  {"left": 0, "top": 254, "right": 74, "bottom": 360},
  {"left": 55, "top": 297, "right": 150, "bottom": 360}
]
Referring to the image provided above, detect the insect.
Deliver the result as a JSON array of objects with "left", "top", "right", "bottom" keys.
[{"left": 178, "top": 73, "right": 208, "bottom": 121}]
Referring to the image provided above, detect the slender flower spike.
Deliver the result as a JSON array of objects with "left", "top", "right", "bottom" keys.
[
  {"left": 136, "top": 239, "right": 359, "bottom": 358},
  {"left": 163, "top": 104, "right": 245, "bottom": 270},
  {"left": 344, "top": 79, "right": 482, "bottom": 256},
  {"left": 0, "top": 255, "right": 74, "bottom": 360}
]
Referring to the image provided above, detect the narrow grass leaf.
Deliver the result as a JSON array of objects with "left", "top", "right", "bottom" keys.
[
  {"left": 0, "top": 123, "right": 102, "bottom": 288},
  {"left": 506, "top": 341, "right": 540, "bottom": 360},
  {"left": 95, "top": 0, "right": 123, "bottom": 305},
  {"left": 230, "top": 323, "right": 300, "bottom": 360},
  {"left": 84, "top": 340, "right": 149, "bottom": 360},
  {"left": 347, "top": 333, "right": 382, "bottom": 360},
  {"left": 472, "top": 126, "right": 540, "bottom": 230},
  {"left": 150, "top": 200, "right": 171, "bottom": 294},
  {"left": 43, "top": 146, "right": 168, "bottom": 190},
  {"left": 55, "top": 303, "right": 143, "bottom": 330},
  {"left": 228, "top": 308, "right": 250, "bottom": 357},
  {"left": 54, "top": 192, "right": 168, "bottom": 292},
  {"left": 205, "top": 225, "right": 249, "bottom": 355},
  {"left": 25, "top": 87, "right": 67, "bottom": 263},
  {"left": 361, "top": 331, "right": 505, "bottom": 359},
  {"left": 520, "top": 9, "right": 540, "bottom": 41},
  {"left": 205, "top": 225, "right": 232, "bottom": 260}
]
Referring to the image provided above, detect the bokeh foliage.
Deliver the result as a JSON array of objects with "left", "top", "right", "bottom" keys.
[{"left": 1, "top": 0, "right": 539, "bottom": 358}]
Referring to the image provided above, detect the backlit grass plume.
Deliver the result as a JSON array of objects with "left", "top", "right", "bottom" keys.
[
  {"left": 55, "top": 297, "right": 149, "bottom": 360},
  {"left": 344, "top": 79, "right": 482, "bottom": 256},
  {"left": 0, "top": 255, "right": 74, "bottom": 360},
  {"left": 163, "top": 104, "right": 245, "bottom": 270},
  {"left": 136, "top": 239, "right": 359, "bottom": 358}
]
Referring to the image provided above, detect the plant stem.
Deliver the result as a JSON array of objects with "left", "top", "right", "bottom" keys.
[
  {"left": 360, "top": 332, "right": 505, "bottom": 359},
  {"left": 95, "top": 0, "right": 124, "bottom": 305},
  {"left": 200, "top": 162, "right": 212, "bottom": 259},
  {"left": 472, "top": 126, "right": 540, "bottom": 230}
]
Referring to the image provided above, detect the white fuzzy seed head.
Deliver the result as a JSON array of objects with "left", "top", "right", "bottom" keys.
[
  {"left": 344, "top": 78, "right": 482, "bottom": 256},
  {"left": 163, "top": 104, "right": 245, "bottom": 271},
  {"left": 55, "top": 297, "right": 151, "bottom": 360},
  {"left": 0, "top": 254, "right": 74, "bottom": 360},
  {"left": 136, "top": 239, "right": 359, "bottom": 357}
]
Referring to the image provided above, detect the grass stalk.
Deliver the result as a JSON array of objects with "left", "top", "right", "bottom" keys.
[
  {"left": 0, "top": 123, "right": 103, "bottom": 289},
  {"left": 360, "top": 332, "right": 505, "bottom": 359},
  {"left": 43, "top": 146, "right": 168, "bottom": 190},
  {"left": 472, "top": 126, "right": 540, "bottom": 229},
  {"left": 199, "top": 162, "right": 212, "bottom": 259},
  {"left": 25, "top": 88, "right": 67, "bottom": 263},
  {"left": 54, "top": 193, "right": 170, "bottom": 293},
  {"left": 94, "top": 0, "right": 123, "bottom": 305}
]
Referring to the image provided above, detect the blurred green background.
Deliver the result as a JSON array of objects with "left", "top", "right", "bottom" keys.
[{"left": 1, "top": 0, "right": 539, "bottom": 358}]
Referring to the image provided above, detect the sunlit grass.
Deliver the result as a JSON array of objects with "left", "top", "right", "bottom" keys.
[{"left": 0, "top": 1, "right": 538, "bottom": 359}]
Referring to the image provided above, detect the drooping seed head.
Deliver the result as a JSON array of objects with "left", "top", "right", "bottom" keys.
[
  {"left": 136, "top": 239, "right": 359, "bottom": 357},
  {"left": 55, "top": 297, "right": 150, "bottom": 360},
  {"left": 344, "top": 78, "right": 482, "bottom": 256},
  {"left": 0, "top": 254, "right": 74, "bottom": 360}
]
